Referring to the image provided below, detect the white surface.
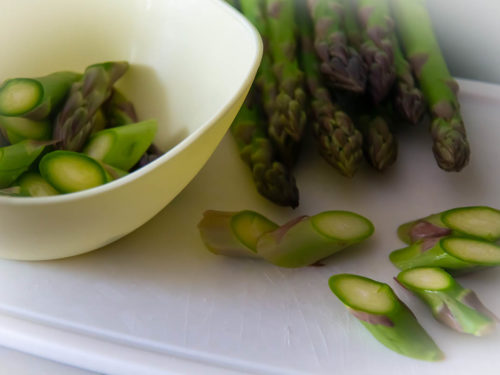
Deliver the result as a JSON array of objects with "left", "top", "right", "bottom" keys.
[
  {"left": 0, "top": 0, "right": 261, "bottom": 260},
  {"left": 0, "top": 79, "right": 499, "bottom": 374}
]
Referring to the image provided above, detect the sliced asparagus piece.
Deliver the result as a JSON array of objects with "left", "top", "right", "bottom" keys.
[
  {"left": 391, "top": 0, "right": 470, "bottom": 171},
  {"left": 398, "top": 206, "right": 500, "bottom": 244},
  {"left": 198, "top": 210, "right": 278, "bottom": 257},
  {"left": 103, "top": 89, "right": 139, "bottom": 128},
  {"left": 0, "top": 140, "right": 48, "bottom": 188},
  {"left": 53, "top": 61, "right": 129, "bottom": 152},
  {"left": 329, "top": 273, "right": 443, "bottom": 361},
  {"left": 397, "top": 267, "right": 498, "bottom": 336},
  {"left": 0, "top": 115, "right": 51, "bottom": 141},
  {"left": 18, "top": 172, "right": 59, "bottom": 197},
  {"left": 0, "top": 72, "right": 81, "bottom": 120},
  {"left": 83, "top": 119, "right": 157, "bottom": 171},
  {"left": 257, "top": 211, "right": 374, "bottom": 268},
  {"left": 390, "top": 236, "right": 500, "bottom": 272},
  {"left": 39, "top": 151, "right": 108, "bottom": 193}
]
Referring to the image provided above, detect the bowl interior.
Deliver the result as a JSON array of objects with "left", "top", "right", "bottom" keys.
[{"left": 0, "top": 0, "right": 259, "bottom": 152}]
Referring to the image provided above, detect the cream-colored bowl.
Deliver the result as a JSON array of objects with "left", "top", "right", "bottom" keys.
[{"left": 0, "top": 0, "right": 262, "bottom": 260}]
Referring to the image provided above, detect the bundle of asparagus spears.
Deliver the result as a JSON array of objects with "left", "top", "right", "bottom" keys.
[
  {"left": 0, "top": 62, "right": 162, "bottom": 197},
  {"left": 226, "top": 0, "right": 470, "bottom": 208}
]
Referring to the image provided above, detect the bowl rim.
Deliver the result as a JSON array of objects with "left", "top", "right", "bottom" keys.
[{"left": 0, "top": 0, "right": 263, "bottom": 207}]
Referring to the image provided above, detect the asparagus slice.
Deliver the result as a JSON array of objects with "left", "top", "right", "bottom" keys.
[
  {"left": 0, "top": 115, "right": 51, "bottom": 141},
  {"left": 256, "top": 210, "right": 374, "bottom": 268},
  {"left": 391, "top": 0, "right": 470, "bottom": 171},
  {"left": 264, "top": 0, "right": 308, "bottom": 143},
  {"left": 198, "top": 210, "right": 278, "bottom": 257},
  {"left": 83, "top": 119, "right": 157, "bottom": 171},
  {"left": 398, "top": 206, "right": 500, "bottom": 244},
  {"left": 39, "top": 151, "right": 108, "bottom": 193},
  {"left": 53, "top": 61, "right": 129, "bottom": 152},
  {"left": 329, "top": 273, "right": 443, "bottom": 361},
  {"left": 397, "top": 267, "right": 498, "bottom": 336},
  {"left": 307, "top": 0, "right": 366, "bottom": 93},
  {"left": 390, "top": 236, "right": 500, "bottom": 272},
  {"left": 0, "top": 72, "right": 81, "bottom": 120},
  {"left": 198, "top": 210, "right": 373, "bottom": 267},
  {"left": 0, "top": 140, "right": 48, "bottom": 188},
  {"left": 296, "top": 0, "right": 364, "bottom": 177},
  {"left": 103, "top": 89, "right": 139, "bottom": 128},
  {"left": 18, "top": 171, "right": 59, "bottom": 197},
  {"left": 230, "top": 91, "right": 299, "bottom": 208}
]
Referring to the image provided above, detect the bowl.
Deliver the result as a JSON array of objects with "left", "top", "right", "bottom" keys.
[{"left": 0, "top": 0, "right": 262, "bottom": 260}]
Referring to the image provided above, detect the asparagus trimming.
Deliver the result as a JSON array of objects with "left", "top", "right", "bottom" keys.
[
  {"left": 397, "top": 267, "right": 497, "bottom": 336},
  {"left": 329, "top": 273, "right": 443, "bottom": 361},
  {"left": 391, "top": 0, "right": 470, "bottom": 171}
]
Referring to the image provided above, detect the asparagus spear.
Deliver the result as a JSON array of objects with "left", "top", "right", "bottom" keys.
[
  {"left": 296, "top": 0, "right": 363, "bottom": 177},
  {"left": 199, "top": 209, "right": 374, "bottom": 268},
  {"left": 390, "top": 236, "right": 500, "bottom": 272},
  {"left": 39, "top": 150, "right": 108, "bottom": 193},
  {"left": 239, "top": 0, "right": 300, "bottom": 166},
  {"left": 307, "top": 0, "right": 366, "bottom": 93},
  {"left": 397, "top": 267, "right": 498, "bottom": 336},
  {"left": 103, "top": 89, "right": 139, "bottom": 128},
  {"left": 230, "top": 91, "right": 299, "bottom": 208},
  {"left": 0, "top": 115, "right": 51, "bottom": 141},
  {"left": 355, "top": 0, "right": 396, "bottom": 104},
  {"left": 17, "top": 172, "right": 59, "bottom": 197},
  {"left": 0, "top": 72, "right": 81, "bottom": 120},
  {"left": 0, "top": 140, "right": 49, "bottom": 188},
  {"left": 391, "top": 0, "right": 470, "bottom": 171},
  {"left": 53, "top": 61, "right": 129, "bottom": 152},
  {"left": 329, "top": 273, "right": 443, "bottom": 361},
  {"left": 83, "top": 119, "right": 158, "bottom": 171},
  {"left": 398, "top": 206, "right": 500, "bottom": 244}
]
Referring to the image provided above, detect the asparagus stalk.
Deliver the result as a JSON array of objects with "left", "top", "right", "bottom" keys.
[
  {"left": 39, "top": 151, "right": 108, "bottom": 193},
  {"left": 198, "top": 210, "right": 279, "bottom": 257},
  {"left": 103, "top": 89, "right": 139, "bottom": 128},
  {"left": 0, "top": 72, "right": 81, "bottom": 120},
  {"left": 198, "top": 210, "right": 374, "bottom": 268},
  {"left": 307, "top": 0, "right": 366, "bottom": 93},
  {"left": 53, "top": 61, "right": 129, "bottom": 152},
  {"left": 239, "top": 0, "right": 300, "bottom": 166},
  {"left": 230, "top": 91, "right": 299, "bottom": 208},
  {"left": 391, "top": 0, "right": 470, "bottom": 171},
  {"left": 0, "top": 115, "right": 51, "bottom": 141},
  {"left": 397, "top": 267, "right": 498, "bottom": 336},
  {"left": 329, "top": 273, "right": 443, "bottom": 361},
  {"left": 296, "top": 0, "right": 364, "bottom": 177},
  {"left": 355, "top": 0, "right": 396, "bottom": 104},
  {"left": 398, "top": 206, "right": 500, "bottom": 244},
  {"left": 0, "top": 140, "right": 49, "bottom": 188},
  {"left": 17, "top": 172, "right": 59, "bottom": 197},
  {"left": 83, "top": 119, "right": 158, "bottom": 171},
  {"left": 257, "top": 210, "right": 374, "bottom": 267},
  {"left": 390, "top": 236, "right": 500, "bottom": 272}
]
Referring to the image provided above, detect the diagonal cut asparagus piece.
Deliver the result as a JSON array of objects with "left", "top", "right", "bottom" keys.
[
  {"left": 83, "top": 119, "right": 157, "bottom": 171},
  {"left": 390, "top": 236, "right": 500, "bottom": 272},
  {"left": 397, "top": 267, "right": 498, "bottom": 336},
  {"left": 0, "top": 115, "right": 51, "bottom": 141},
  {"left": 0, "top": 72, "right": 81, "bottom": 120},
  {"left": 17, "top": 171, "right": 59, "bottom": 197},
  {"left": 398, "top": 206, "right": 500, "bottom": 244},
  {"left": 329, "top": 273, "right": 443, "bottom": 361},
  {"left": 53, "top": 61, "right": 129, "bottom": 152}
]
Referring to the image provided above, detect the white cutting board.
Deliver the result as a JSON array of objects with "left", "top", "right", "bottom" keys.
[{"left": 0, "top": 79, "right": 498, "bottom": 375}]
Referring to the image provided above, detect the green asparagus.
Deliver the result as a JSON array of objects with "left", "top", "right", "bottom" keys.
[
  {"left": 307, "top": 0, "right": 366, "bottom": 93},
  {"left": 0, "top": 71, "right": 81, "bottom": 120},
  {"left": 53, "top": 61, "right": 129, "bottom": 152},
  {"left": 230, "top": 91, "right": 299, "bottom": 208},
  {"left": 0, "top": 115, "right": 51, "bottom": 141},
  {"left": 398, "top": 206, "right": 500, "bottom": 244},
  {"left": 296, "top": 0, "right": 363, "bottom": 177},
  {"left": 397, "top": 267, "right": 497, "bottom": 336},
  {"left": 17, "top": 172, "right": 59, "bottom": 197},
  {"left": 391, "top": 0, "right": 470, "bottom": 171},
  {"left": 103, "top": 89, "right": 139, "bottom": 128},
  {"left": 329, "top": 273, "right": 443, "bottom": 361},
  {"left": 389, "top": 236, "right": 500, "bottom": 272}
]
